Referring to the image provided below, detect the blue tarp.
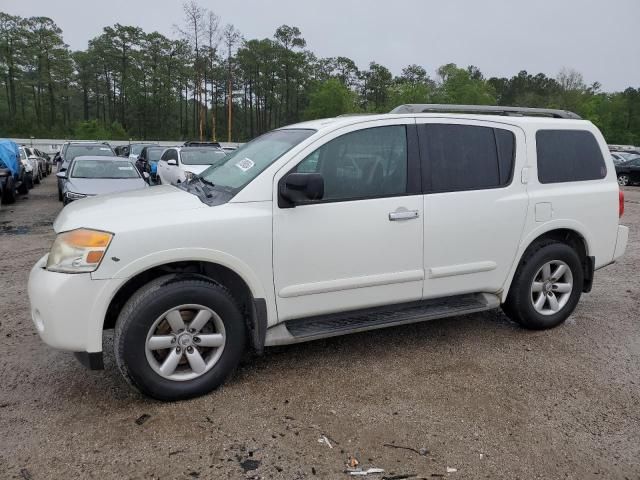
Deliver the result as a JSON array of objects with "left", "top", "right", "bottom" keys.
[{"left": 0, "top": 139, "right": 20, "bottom": 177}]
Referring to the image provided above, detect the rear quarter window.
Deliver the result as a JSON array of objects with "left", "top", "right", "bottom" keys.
[{"left": 536, "top": 130, "right": 606, "bottom": 184}]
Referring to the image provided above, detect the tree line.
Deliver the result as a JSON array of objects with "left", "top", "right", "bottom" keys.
[{"left": 1, "top": 3, "right": 639, "bottom": 144}]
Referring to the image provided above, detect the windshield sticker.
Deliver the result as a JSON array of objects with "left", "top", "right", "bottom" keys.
[
  {"left": 118, "top": 166, "right": 134, "bottom": 170},
  {"left": 235, "top": 157, "right": 255, "bottom": 172}
]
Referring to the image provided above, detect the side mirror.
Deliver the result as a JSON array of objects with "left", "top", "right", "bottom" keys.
[
  {"left": 56, "top": 171, "right": 67, "bottom": 179},
  {"left": 279, "top": 172, "right": 324, "bottom": 207},
  {"left": 167, "top": 159, "right": 177, "bottom": 166}
]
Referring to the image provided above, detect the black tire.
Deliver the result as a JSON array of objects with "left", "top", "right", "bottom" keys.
[
  {"left": 114, "top": 275, "right": 246, "bottom": 401},
  {"left": 17, "top": 177, "right": 29, "bottom": 195},
  {"left": 26, "top": 174, "right": 33, "bottom": 190},
  {"left": 2, "top": 178, "right": 16, "bottom": 204},
  {"left": 34, "top": 170, "right": 41, "bottom": 184},
  {"left": 58, "top": 186, "right": 63, "bottom": 202},
  {"left": 502, "top": 241, "right": 583, "bottom": 330}
]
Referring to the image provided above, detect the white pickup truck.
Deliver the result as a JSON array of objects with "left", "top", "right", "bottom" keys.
[{"left": 28, "top": 104, "right": 628, "bottom": 400}]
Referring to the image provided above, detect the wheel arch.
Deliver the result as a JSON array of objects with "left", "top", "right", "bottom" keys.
[
  {"left": 501, "top": 224, "right": 592, "bottom": 302},
  {"left": 101, "top": 260, "right": 269, "bottom": 354}
]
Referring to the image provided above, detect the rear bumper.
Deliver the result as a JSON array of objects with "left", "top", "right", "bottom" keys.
[{"left": 613, "top": 225, "right": 629, "bottom": 262}]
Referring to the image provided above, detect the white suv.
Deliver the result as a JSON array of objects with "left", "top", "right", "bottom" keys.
[
  {"left": 157, "top": 146, "right": 227, "bottom": 185},
  {"left": 28, "top": 105, "right": 629, "bottom": 401}
]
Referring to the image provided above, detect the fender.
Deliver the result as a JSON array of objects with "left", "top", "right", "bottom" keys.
[
  {"left": 499, "top": 219, "right": 593, "bottom": 302},
  {"left": 84, "top": 247, "right": 274, "bottom": 353}
]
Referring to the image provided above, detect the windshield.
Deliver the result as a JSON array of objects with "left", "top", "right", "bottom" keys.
[
  {"left": 199, "top": 129, "right": 315, "bottom": 190},
  {"left": 146, "top": 148, "right": 164, "bottom": 162},
  {"left": 71, "top": 160, "right": 141, "bottom": 179},
  {"left": 20, "top": 149, "right": 27, "bottom": 160},
  {"left": 180, "top": 148, "right": 227, "bottom": 165},
  {"left": 131, "top": 144, "right": 156, "bottom": 156},
  {"left": 66, "top": 145, "right": 114, "bottom": 161}
]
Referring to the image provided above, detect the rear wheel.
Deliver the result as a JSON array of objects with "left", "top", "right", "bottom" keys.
[
  {"left": 114, "top": 275, "right": 246, "bottom": 401},
  {"left": 618, "top": 174, "right": 630, "bottom": 186},
  {"left": 17, "top": 177, "right": 29, "bottom": 195},
  {"left": 34, "top": 169, "right": 41, "bottom": 184},
  {"left": 1, "top": 178, "right": 16, "bottom": 204},
  {"left": 503, "top": 241, "right": 583, "bottom": 330}
]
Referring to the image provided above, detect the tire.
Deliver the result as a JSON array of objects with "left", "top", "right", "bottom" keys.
[
  {"left": 2, "top": 178, "right": 16, "bottom": 204},
  {"left": 34, "top": 169, "right": 41, "bottom": 184},
  {"left": 618, "top": 174, "right": 629, "bottom": 187},
  {"left": 17, "top": 177, "right": 29, "bottom": 195},
  {"left": 114, "top": 275, "right": 246, "bottom": 401},
  {"left": 26, "top": 174, "right": 34, "bottom": 190},
  {"left": 58, "top": 185, "right": 63, "bottom": 202},
  {"left": 502, "top": 241, "right": 583, "bottom": 330}
]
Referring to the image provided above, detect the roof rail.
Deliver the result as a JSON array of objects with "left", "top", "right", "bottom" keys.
[{"left": 390, "top": 104, "right": 582, "bottom": 120}]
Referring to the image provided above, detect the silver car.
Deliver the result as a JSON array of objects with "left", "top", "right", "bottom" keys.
[{"left": 58, "top": 156, "right": 148, "bottom": 205}]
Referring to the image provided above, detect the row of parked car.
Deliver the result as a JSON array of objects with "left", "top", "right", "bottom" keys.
[
  {"left": 0, "top": 139, "right": 54, "bottom": 207},
  {"left": 610, "top": 148, "right": 640, "bottom": 186},
  {"left": 54, "top": 140, "right": 237, "bottom": 206}
]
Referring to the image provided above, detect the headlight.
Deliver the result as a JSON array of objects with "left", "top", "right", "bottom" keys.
[
  {"left": 46, "top": 229, "right": 113, "bottom": 273},
  {"left": 65, "top": 191, "right": 86, "bottom": 200},
  {"left": 184, "top": 171, "right": 194, "bottom": 181}
]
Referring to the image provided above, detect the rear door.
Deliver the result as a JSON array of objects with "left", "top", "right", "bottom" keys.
[{"left": 416, "top": 119, "right": 529, "bottom": 298}]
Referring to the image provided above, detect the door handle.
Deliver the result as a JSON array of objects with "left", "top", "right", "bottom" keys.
[{"left": 389, "top": 209, "right": 419, "bottom": 221}]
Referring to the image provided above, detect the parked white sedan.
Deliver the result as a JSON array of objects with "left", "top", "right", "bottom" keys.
[{"left": 157, "top": 147, "right": 227, "bottom": 185}]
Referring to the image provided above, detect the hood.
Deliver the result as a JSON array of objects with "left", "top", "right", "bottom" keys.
[
  {"left": 66, "top": 177, "right": 147, "bottom": 196},
  {"left": 54, "top": 184, "right": 207, "bottom": 233},
  {"left": 183, "top": 164, "right": 210, "bottom": 175}
]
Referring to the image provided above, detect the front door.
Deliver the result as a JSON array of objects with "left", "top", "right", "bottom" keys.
[{"left": 273, "top": 120, "right": 425, "bottom": 321}]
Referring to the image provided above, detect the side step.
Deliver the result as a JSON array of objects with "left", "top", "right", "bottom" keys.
[{"left": 264, "top": 293, "right": 500, "bottom": 346}]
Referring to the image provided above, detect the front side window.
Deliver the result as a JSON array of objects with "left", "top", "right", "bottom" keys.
[
  {"left": 419, "top": 124, "right": 515, "bottom": 193},
  {"left": 199, "top": 129, "right": 315, "bottom": 191},
  {"left": 294, "top": 125, "right": 408, "bottom": 201},
  {"left": 536, "top": 130, "right": 606, "bottom": 183}
]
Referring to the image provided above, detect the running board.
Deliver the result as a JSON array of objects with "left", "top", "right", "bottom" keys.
[{"left": 264, "top": 293, "right": 500, "bottom": 346}]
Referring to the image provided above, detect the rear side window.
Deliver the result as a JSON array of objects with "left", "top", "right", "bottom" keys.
[
  {"left": 419, "top": 124, "right": 515, "bottom": 193},
  {"left": 536, "top": 130, "right": 606, "bottom": 183}
]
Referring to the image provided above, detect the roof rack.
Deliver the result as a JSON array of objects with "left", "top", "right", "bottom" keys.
[{"left": 390, "top": 104, "right": 582, "bottom": 120}]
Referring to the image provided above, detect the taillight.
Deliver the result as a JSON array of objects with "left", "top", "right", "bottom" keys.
[{"left": 619, "top": 188, "right": 624, "bottom": 218}]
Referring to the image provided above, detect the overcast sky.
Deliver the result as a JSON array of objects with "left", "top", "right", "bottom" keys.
[{"left": 6, "top": 0, "right": 639, "bottom": 91}]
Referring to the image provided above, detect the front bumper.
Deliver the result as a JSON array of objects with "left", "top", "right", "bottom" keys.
[{"left": 27, "top": 255, "right": 118, "bottom": 355}]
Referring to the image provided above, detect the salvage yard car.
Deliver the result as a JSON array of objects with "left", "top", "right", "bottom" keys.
[
  {"left": 157, "top": 146, "right": 227, "bottom": 185},
  {"left": 615, "top": 157, "right": 640, "bottom": 186},
  {"left": 58, "top": 156, "right": 148, "bottom": 205},
  {"left": 28, "top": 104, "right": 628, "bottom": 401},
  {"left": 57, "top": 142, "right": 115, "bottom": 201}
]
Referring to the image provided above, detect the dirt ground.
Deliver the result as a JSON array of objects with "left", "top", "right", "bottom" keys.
[{"left": 0, "top": 176, "right": 639, "bottom": 480}]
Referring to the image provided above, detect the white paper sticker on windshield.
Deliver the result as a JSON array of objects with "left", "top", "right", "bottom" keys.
[
  {"left": 235, "top": 157, "right": 255, "bottom": 172},
  {"left": 100, "top": 147, "right": 110, "bottom": 151},
  {"left": 118, "top": 166, "right": 133, "bottom": 170}
]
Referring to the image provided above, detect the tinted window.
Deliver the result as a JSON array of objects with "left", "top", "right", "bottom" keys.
[
  {"left": 295, "top": 126, "right": 407, "bottom": 201},
  {"left": 420, "top": 124, "right": 515, "bottom": 192},
  {"left": 65, "top": 145, "right": 114, "bottom": 162},
  {"left": 536, "top": 130, "right": 606, "bottom": 183}
]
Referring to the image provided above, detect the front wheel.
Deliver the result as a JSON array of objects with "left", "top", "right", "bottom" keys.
[
  {"left": 502, "top": 241, "right": 583, "bottom": 330},
  {"left": 618, "top": 174, "right": 630, "bottom": 186},
  {"left": 114, "top": 275, "right": 246, "bottom": 401}
]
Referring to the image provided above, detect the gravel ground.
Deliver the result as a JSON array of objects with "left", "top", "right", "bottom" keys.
[{"left": 0, "top": 176, "right": 639, "bottom": 480}]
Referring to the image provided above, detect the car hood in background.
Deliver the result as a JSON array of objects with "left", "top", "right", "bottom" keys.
[
  {"left": 183, "top": 164, "right": 211, "bottom": 175},
  {"left": 54, "top": 184, "right": 207, "bottom": 233}
]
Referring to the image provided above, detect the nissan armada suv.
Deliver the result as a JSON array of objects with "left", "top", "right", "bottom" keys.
[{"left": 28, "top": 104, "right": 629, "bottom": 401}]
